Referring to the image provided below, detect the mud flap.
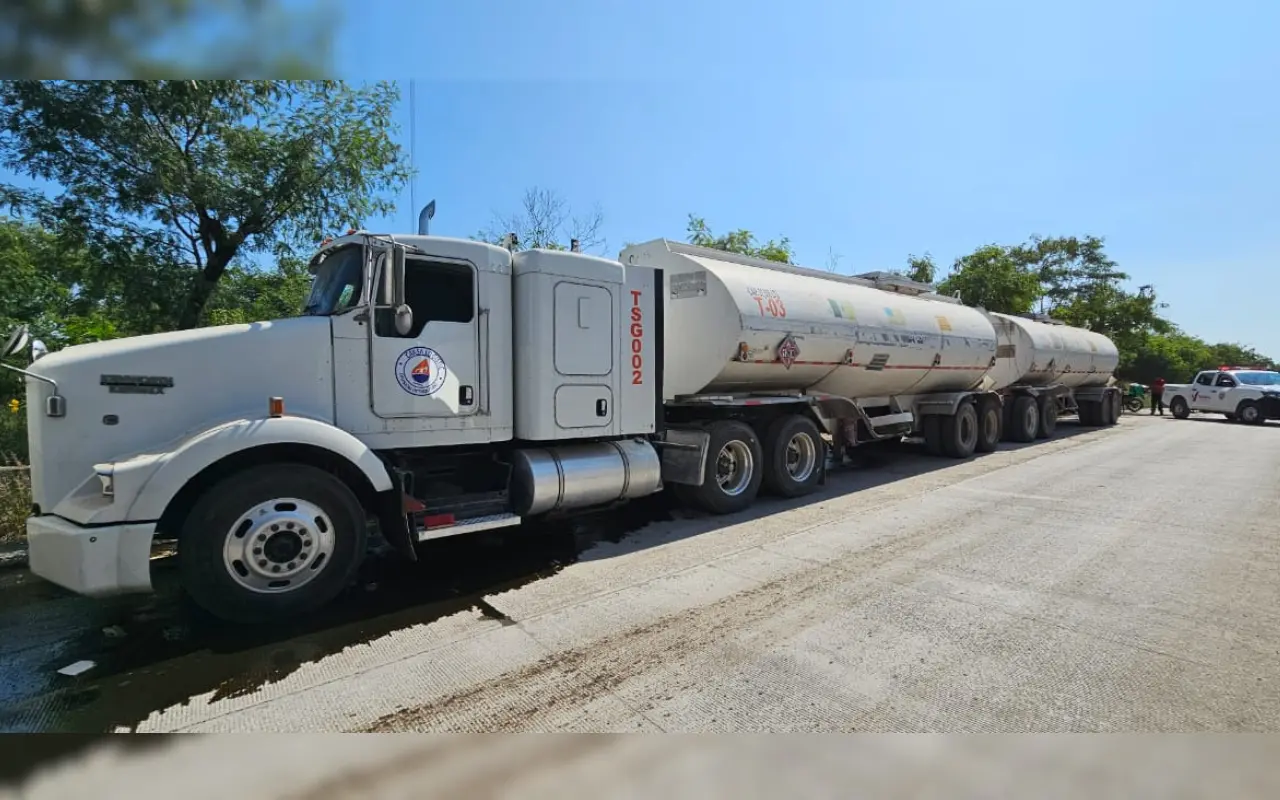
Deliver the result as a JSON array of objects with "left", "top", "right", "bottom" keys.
[{"left": 376, "top": 470, "right": 419, "bottom": 562}]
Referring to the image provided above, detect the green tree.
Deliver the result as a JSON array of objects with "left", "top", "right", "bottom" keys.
[
  {"left": 686, "top": 215, "right": 793, "bottom": 264},
  {"left": 936, "top": 244, "right": 1040, "bottom": 313},
  {"left": 2, "top": 1, "right": 335, "bottom": 78},
  {"left": 0, "top": 80, "right": 410, "bottom": 330},
  {"left": 476, "top": 187, "right": 606, "bottom": 253},
  {"left": 902, "top": 253, "right": 937, "bottom": 284}
]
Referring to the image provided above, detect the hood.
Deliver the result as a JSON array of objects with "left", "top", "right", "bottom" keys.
[{"left": 25, "top": 317, "right": 336, "bottom": 513}]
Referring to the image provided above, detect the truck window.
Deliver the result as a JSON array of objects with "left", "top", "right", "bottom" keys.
[
  {"left": 1236, "top": 371, "right": 1280, "bottom": 386},
  {"left": 303, "top": 246, "right": 364, "bottom": 316},
  {"left": 1215, "top": 374, "right": 1237, "bottom": 387},
  {"left": 1194, "top": 373, "right": 1214, "bottom": 386},
  {"left": 375, "top": 258, "right": 475, "bottom": 338}
]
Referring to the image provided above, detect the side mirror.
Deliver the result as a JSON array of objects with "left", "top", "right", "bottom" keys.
[
  {"left": 391, "top": 246, "right": 406, "bottom": 307},
  {"left": 2, "top": 325, "right": 29, "bottom": 358},
  {"left": 389, "top": 246, "right": 413, "bottom": 335},
  {"left": 31, "top": 339, "right": 48, "bottom": 361}
]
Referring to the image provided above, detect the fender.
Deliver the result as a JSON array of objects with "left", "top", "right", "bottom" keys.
[{"left": 120, "top": 416, "right": 393, "bottom": 522}]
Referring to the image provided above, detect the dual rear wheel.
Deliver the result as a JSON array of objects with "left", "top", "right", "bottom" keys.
[{"left": 675, "top": 414, "right": 824, "bottom": 515}]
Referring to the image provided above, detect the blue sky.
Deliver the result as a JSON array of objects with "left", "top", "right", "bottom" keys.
[
  {"left": 338, "top": 0, "right": 1279, "bottom": 356},
  {"left": 4, "top": 0, "right": 1277, "bottom": 355}
]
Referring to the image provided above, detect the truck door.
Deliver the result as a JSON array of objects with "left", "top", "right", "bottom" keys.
[
  {"left": 1190, "top": 372, "right": 1215, "bottom": 409},
  {"left": 1212, "top": 372, "right": 1238, "bottom": 411},
  {"left": 370, "top": 253, "right": 481, "bottom": 420}
]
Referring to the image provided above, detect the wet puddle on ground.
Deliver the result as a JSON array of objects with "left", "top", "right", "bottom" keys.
[{"left": 0, "top": 494, "right": 677, "bottom": 734}]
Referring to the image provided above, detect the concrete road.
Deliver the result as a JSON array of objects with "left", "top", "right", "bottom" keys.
[{"left": 4, "top": 414, "right": 1280, "bottom": 739}]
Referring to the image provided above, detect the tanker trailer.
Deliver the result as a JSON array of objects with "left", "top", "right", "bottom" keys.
[
  {"left": 985, "top": 312, "right": 1123, "bottom": 441},
  {"left": 621, "top": 240, "right": 1006, "bottom": 514}
]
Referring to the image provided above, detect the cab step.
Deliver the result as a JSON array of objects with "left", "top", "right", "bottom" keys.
[{"left": 414, "top": 512, "right": 522, "bottom": 542}]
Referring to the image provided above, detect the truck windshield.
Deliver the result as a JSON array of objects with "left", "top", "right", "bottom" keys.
[
  {"left": 1235, "top": 371, "right": 1280, "bottom": 386},
  {"left": 302, "top": 246, "right": 364, "bottom": 316}
]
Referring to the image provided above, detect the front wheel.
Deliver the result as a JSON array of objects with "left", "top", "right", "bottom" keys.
[
  {"left": 1170, "top": 396, "right": 1191, "bottom": 419},
  {"left": 178, "top": 463, "right": 369, "bottom": 624},
  {"left": 1237, "top": 400, "right": 1264, "bottom": 425}
]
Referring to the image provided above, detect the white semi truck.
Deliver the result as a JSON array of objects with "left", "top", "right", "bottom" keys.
[{"left": 2, "top": 224, "right": 1122, "bottom": 623}]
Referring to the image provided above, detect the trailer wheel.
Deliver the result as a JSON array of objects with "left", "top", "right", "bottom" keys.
[
  {"left": 762, "top": 415, "right": 823, "bottom": 498},
  {"left": 178, "top": 463, "right": 368, "bottom": 624},
  {"left": 1007, "top": 395, "right": 1039, "bottom": 443},
  {"left": 1170, "top": 396, "right": 1191, "bottom": 419},
  {"left": 1236, "top": 399, "right": 1264, "bottom": 425},
  {"left": 1107, "top": 392, "right": 1123, "bottom": 425},
  {"left": 676, "top": 420, "right": 764, "bottom": 514},
  {"left": 975, "top": 399, "right": 1002, "bottom": 453},
  {"left": 921, "top": 414, "right": 944, "bottom": 456},
  {"left": 941, "top": 402, "right": 979, "bottom": 459},
  {"left": 1036, "top": 396, "right": 1058, "bottom": 439},
  {"left": 1078, "top": 400, "right": 1100, "bottom": 426}
]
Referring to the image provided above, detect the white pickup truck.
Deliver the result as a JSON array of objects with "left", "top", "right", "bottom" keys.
[{"left": 1164, "top": 367, "right": 1280, "bottom": 425}]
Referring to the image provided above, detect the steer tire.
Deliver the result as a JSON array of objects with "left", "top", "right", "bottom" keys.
[
  {"left": 1236, "top": 399, "right": 1264, "bottom": 426},
  {"left": 761, "top": 414, "right": 823, "bottom": 498},
  {"left": 178, "top": 463, "right": 368, "bottom": 625},
  {"left": 1170, "top": 396, "right": 1191, "bottom": 419}
]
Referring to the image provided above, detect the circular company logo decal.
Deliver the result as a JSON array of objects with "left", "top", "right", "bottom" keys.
[{"left": 395, "top": 347, "right": 448, "bottom": 397}]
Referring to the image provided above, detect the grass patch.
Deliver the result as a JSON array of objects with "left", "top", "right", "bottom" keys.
[{"left": 0, "top": 464, "right": 29, "bottom": 545}]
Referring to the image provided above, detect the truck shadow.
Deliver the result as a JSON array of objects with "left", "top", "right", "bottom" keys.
[{"left": 2, "top": 422, "right": 1100, "bottom": 734}]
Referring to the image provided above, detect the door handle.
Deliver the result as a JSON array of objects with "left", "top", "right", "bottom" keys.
[
  {"left": 460, "top": 385, "right": 474, "bottom": 406},
  {"left": 596, "top": 398, "right": 608, "bottom": 417}
]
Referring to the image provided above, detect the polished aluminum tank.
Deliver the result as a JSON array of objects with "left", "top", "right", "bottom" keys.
[
  {"left": 986, "top": 312, "right": 1120, "bottom": 390},
  {"left": 620, "top": 240, "right": 999, "bottom": 401}
]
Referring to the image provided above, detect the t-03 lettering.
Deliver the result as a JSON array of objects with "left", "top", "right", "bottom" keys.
[
  {"left": 747, "top": 286, "right": 786, "bottom": 318},
  {"left": 630, "top": 289, "right": 644, "bottom": 385}
]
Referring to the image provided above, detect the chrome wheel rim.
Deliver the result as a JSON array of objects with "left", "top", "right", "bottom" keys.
[
  {"left": 222, "top": 497, "right": 336, "bottom": 594},
  {"left": 1243, "top": 406, "right": 1259, "bottom": 423},
  {"left": 716, "top": 440, "right": 755, "bottom": 496},
  {"left": 785, "top": 432, "right": 818, "bottom": 482}
]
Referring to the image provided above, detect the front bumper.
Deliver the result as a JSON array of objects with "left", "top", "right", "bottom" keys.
[{"left": 27, "top": 515, "right": 155, "bottom": 596}]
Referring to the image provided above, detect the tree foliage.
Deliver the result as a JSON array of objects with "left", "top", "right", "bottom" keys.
[
  {"left": 686, "top": 215, "right": 793, "bottom": 264},
  {"left": 0, "top": 79, "right": 410, "bottom": 328},
  {"left": 477, "top": 187, "right": 606, "bottom": 254},
  {"left": 2, "top": 0, "right": 335, "bottom": 79},
  {"left": 901, "top": 253, "right": 937, "bottom": 284}
]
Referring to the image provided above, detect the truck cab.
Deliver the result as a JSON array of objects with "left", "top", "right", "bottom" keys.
[
  {"left": 1164, "top": 367, "right": 1280, "bottom": 424},
  {"left": 7, "top": 232, "right": 663, "bottom": 624}
]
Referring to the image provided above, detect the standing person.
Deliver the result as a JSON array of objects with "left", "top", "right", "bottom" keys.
[{"left": 1150, "top": 377, "right": 1166, "bottom": 415}]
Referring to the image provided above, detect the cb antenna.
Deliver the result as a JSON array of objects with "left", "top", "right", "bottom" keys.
[{"left": 409, "top": 79, "right": 416, "bottom": 230}]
